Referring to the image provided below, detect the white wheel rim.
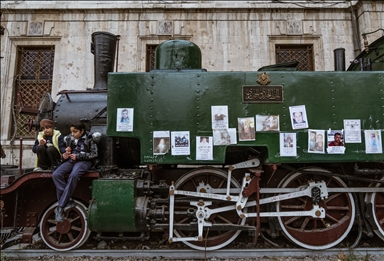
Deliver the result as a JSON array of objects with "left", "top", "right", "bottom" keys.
[
  {"left": 277, "top": 168, "right": 355, "bottom": 250},
  {"left": 173, "top": 167, "right": 244, "bottom": 251}
]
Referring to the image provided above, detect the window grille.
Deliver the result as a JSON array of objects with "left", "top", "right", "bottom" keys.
[
  {"left": 276, "top": 45, "right": 314, "bottom": 71},
  {"left": 14, "top": 46, "right": 55, "bottom": 138},
  {"left": 146, "top": 45, "right": 158, "bottom": 72}
]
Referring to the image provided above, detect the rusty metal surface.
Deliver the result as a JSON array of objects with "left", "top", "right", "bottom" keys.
[
  {"left": 21, "top": 227, "right": 36, "bottom": 244},
  {"left": 0, "top": 171, "right": 98, "bottom": 230},
  {"left": 0, "top": 175, "right": 15, "bottom": 187},
  {"left": 0, "top": 171, "right": 99, "bottom": 195}
]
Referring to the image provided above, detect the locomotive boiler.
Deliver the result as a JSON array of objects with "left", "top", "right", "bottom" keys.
[{"left": 1, "top": 30, "right": 383, "bottom": 252}]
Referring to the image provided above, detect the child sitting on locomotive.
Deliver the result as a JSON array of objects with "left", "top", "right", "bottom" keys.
[
  {"left": 52, "top": 122, "right": 100, "bottom": 222},
  {"left": 32, "top": 119, "right": 66, "bottom": 171}
]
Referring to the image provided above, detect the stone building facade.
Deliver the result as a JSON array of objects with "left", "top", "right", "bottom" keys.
[{"left": 1, "top": 0, "right": 383, "bottom": 168}]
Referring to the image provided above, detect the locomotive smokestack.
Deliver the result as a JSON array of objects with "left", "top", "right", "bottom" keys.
[
  {"left": 333, "top": 48, "right": 345, "bottom": 71},
  {"left": 91, "top": 31, "right": 119, "bottom": 90}
]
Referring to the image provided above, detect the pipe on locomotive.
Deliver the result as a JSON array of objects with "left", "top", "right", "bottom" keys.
[
  {"left": 333, "top": 48, "right": 346, "bottom": 71},
  {"left": 91, "top": 31, "right": 120, "bottom": 90}
]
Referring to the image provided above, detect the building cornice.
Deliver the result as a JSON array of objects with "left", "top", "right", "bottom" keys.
[{"left": 1, "top": 0, "right": 360, "bottom": 13}]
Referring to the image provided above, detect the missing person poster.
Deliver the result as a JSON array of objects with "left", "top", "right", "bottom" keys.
[
  {"left": 256, "top": 115, "right": 279, "bottom": 131},
  {"left": 171, "top": 131, "right": 190, "bottom": 155},
  {"left": 212, "top": 105, "right": 229, "bottom": 129},
  {"left": 116, "top": 108, "right": 134, "bottom": 132},
  {"left": 344, "top": 119, "right": 361, "bottom": 143},
  {"left": 238, "top": 117, "right": 255, "bottom": 141},
  {"left": 213, "top": 128, "right": 237, "bottom": 145},
  {"left": 364, "top": 130, "right": 382, "bottom": 154},
  {"left": 196, "top": 136, "right": 213, "bottom": 160},
  {"left": 289, "top": 105, "right": 308, "bottom": 130},
  {"left": 280, "top": 133, "right": 297, "bottom": 157},
  {"left": 153, "top": 131, "right": 170, "bottom": 155},
  {"left": 308, "top": 129, "right": 325, "bottom": 154},
  {"left": 327, "top": 130, "right": 345, "bottom": 154}
]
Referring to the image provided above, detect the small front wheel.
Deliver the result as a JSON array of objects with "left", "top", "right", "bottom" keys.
[{"left": 40, "top": 200, "right": 90, "bottom": 251}]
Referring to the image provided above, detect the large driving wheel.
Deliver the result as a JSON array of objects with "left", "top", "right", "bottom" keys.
[
  {"left": 40, "top": 200, "right": 90, "bottom": 251},
  {"left": 173, "top": 167, "right": 245, "bottom": 251},
  {"left": 277, "top": 168, "right": 355, "bottom": 250},
  {"left": 365, "top": 177, "right": 384, "bottom": 241}
]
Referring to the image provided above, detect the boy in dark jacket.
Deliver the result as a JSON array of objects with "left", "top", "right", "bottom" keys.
[{"left": 52, "top": 122, "right": 100, "bottom": 221}]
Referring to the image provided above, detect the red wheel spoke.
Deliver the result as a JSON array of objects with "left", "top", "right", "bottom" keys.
[
  {"left": 283, "top": 216, "right": 301, "bottom": 225},
  {"left": 320, "top": 218, "right": 327, "bottom": 227},
  {"left": 47, "top": 228, "right": 57, "bottom": 236},
  {"left": 67, "top": 232, "right": 74, "bottom": 242},
  {"left": 57, "top": 233, "right": 63, "bottom": 244},
  {"left": 300, "top": 217, "right": 310, "bottom": 230},
  {"left": 216, "top": 214, "right": 232, "bottom": 224},
  {"left": 325, "top": 211, "right": 342, "bottom": 223},
  {"left": 217, "top": 179, "right": 225, "bottom": 188},
  {"left": 70, "top": 225, "right": 82, "bottom": 232},
  {"left": 324, "top": 193, "right": 342, "bottom": 203},
  {"left": 176, "top": 217, "right": 189, "bottom": 224},
  {"left": 312, "top": 219, "right": 317, "bottom": 229}
]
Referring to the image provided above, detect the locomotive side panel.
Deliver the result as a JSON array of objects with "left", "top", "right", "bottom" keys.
[{"left": 107, "top": 70, "right": 384, "bottom": 165}]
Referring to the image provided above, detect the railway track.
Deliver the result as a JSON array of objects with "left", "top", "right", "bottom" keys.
[
  {"left": 2, "top": 247, "right": 384, "bottom": 260},
  {"left": 2, "top": 232, "right": 384, "bottom": 260}
]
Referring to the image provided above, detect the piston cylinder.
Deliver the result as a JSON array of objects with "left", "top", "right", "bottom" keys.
[{"left": 87, "top": 179, "right": 149, "bottom": 232}]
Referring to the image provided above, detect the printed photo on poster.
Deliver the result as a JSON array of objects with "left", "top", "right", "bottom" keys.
[
  {"left": 213, "top": 128, "right": 237, "bottom": 145},
  {"left": 153, "top": 131, "right": 170, "bottom": 155},
  {"left": 238, "top": 117, "right": 255, "bottom": 141},
  {"left": 327, "top": 130, "right": 345, "bottom": 154},
  {"left": 364, "top": 130, "right": 382, "bottom": 154},
  {"left": 289, "top": 105, "right": 308, "bottom": 130},
  {"left": 116, "top": 108, "right": 134, "bottom": 132},
  {"left": 308, "top": 129, "right": 325, "bottom": 154},
  {"left": 280, "top": 133, "right": 297, "bottom": 157},
  {"left": 344, "top": 119, "right": 361, "bottom": 143},
  {"left": 255, "top": 115, "right": 280, "bottom": 131},
  {"left": 171, "top": 131, "right": 190, "bottom": 155},
  {"left": 211, "top": 105, "right": 229, "bottom": 129},
  {"left": 196, "top": 136, "right": 213, "bottom": 160}
]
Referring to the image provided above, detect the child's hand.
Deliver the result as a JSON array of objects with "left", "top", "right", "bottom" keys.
[
  {"left": 62, "top": 147, "right": 72, "bottom": 159},
  {"left": 39, "top": 139, "right": 46, "bottom": 146},
  {"left": 69, "top": 154, "right": 77, "bottom": 160}
]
